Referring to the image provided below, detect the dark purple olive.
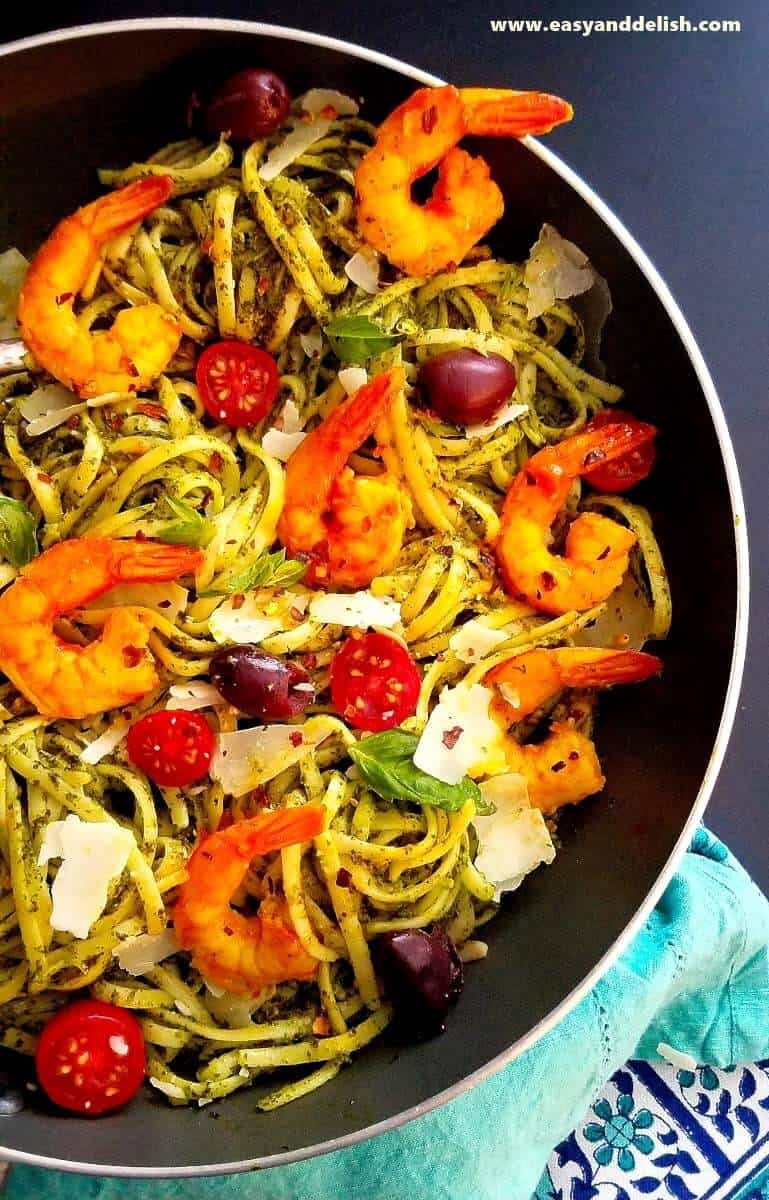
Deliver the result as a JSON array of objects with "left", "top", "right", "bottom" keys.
[
  {"left": 209, "top": 645, "right": 313, "bottom": 720},
  {"left": 418, "top": 349, "right": 516, "bottom": 426},
  {"left": 205, "top": 69, "right": 291, "bottom": 141},
  {"left": 375, "top": 927, "right": 464, "bottom": 1038}
]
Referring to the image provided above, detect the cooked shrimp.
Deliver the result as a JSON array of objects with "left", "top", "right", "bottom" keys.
[
  {"left": 17, "top": 177, "right": 181, "bottom": 398},
  {"left": 355, "top": 86, "right": 573, "bottom": 276},
  {"left": 277, "top": 368, "right": 411, "bottom": 588},
  {"left": 496, "top": 421, "right": 657, "bottom": 614},
  {"left": 486, "top": 646, "right": 661, "bottom": 812},
  {"left": 173, "top": 805, "right": 326, "bottom": 996},
  {"left": 0, "top": 537, "right": 202, "bottom": 719}
]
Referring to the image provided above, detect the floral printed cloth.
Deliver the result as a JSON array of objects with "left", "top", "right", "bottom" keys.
[{"left": 6, "top": 828, "right": 769, "bottom": 1200}]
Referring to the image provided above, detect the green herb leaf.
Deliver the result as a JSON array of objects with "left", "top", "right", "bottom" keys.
[
  {"left": 0, "top": 496, "right": 38, "bottom": 567},
  {"left": 349, "top": 729, "right": 486, "bottom": 813},
  {"left": 324, "top": 315, "right": 403, "bottom": 366},
  {"left": 204, "top": 548, "right": 307, "bottom": 596},
  {"left": 156, "top": 497, "right": 213, "bottom": 548}
]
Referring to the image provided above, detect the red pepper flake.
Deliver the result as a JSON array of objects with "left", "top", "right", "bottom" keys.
[
  {"left": 105, "top": 411, "right": 125, "bottom": 431},
  {"left": 134, "top": 529, "right": 147, "bottom": 542},
  {"left": 596, "top": 545, "right": 611, "bottom": 561},
  {"left": 445, "top": 260, "right": 458, "bottom": 274},
  {"left": 66, "top": 414, "right": 81, "bottom": 430},
  {"left": 540, "top": 571, "right": 557, "bottom": 592},
  {"left": 441, "top": 725, "right": 463, "bottom": 750},
  {"left": 126, "top": 361, "right": 140, "bottom": 378},
  {"left": 157, "top": 599, "right": 171, "bottom": 609},
  {"left": 201, "top": 849, "right": 213, "bottom": 861},
  {"left": 200, "top": 237, "right": 213, "bottom": 257},
  {"left": 550, "top": 760, "right": 567, "bottom": 773},
  {"left": 55, "top": 292, "right": 73, "bottom": 306},
  {"left": 231, "top": 594, "right": 246, "bottom": 611},
  {"left": 223, "top": 925, "right": 234, "bottom": 937},
  {"left": 524, "top": 470, "right": 538, "bottom": 487},
  {"left": 122, "top": 645, "right": 144, "bottom": 668},
  {"left": 37, "top": 472, "right": 53, "bottom": 484},
  {"left": 289, "top": 731, "right": 303, "bottom": 747},
  {"left": 319, "top": 104, "right": 338, "bottom": 120},
  {"left": 257, "top": 276, "right": 270, "bottom": 295},
  {"left": 208, "top": 452, "right": 223, "bottom": 473},
  {"left": 302, "top": 653, "right": 317, "bottom": 670},
  {"left": 336, "top": 867, "right": 352, "bottom": 888},
  {"left": 136, "top": 403, "right": 166, "bottom": 421},
  {"left": 568, "top": 750, "right": 580, "bottom": 761}
]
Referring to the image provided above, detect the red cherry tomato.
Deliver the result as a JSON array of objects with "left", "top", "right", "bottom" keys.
[
  {"left": 35, "top": 999, "right": 145, "bottom": 1115},
  {"left": 330, "top": 632, "right": 421, "bottom": 732},
  {"left": 127, "top": 710, "right": 214, "bottom": 787},
  {"left": 582, "top": 408, "right": 656, "bottom": 492},
  {"left": 196, "top": 340, "right": 279, "bottom": 428}
]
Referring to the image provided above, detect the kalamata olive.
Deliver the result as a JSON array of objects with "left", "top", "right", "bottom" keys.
[
  {"left": 205, "top": 69, "right": 291, "bottom": 141},
  {"left": 375, "top": 927, "right": 464, "bottom": 1037},
  {"left": 418, "top": 349, "right": 516, "bottom": 426},
  {"left": 209, "top": 645, "right": 313, "bottom": 720}
]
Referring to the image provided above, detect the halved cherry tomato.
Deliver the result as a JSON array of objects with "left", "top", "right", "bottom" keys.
[
  {"left": 196, "top": 340, "right": 279, "bottom": 428},
  {"left": 127, "top": 710, "right": 214, "bottom": 787},
  {"left": 330, "top": 632, "right": 421, "bottom": 731},
  {"left": 582, "top": 408, "right": 656, "bottom": 492},
  {"left": 35, "top": 999, "right": 145, "bottom": 1115}
]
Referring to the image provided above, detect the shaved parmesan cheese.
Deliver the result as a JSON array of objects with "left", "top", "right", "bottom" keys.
[
  {"left": 167, "top": 682, "right": 225, "bottom": 711},
  {"left": 458, "top": 940, "right": 488, "bottom": 963},
  {"left": 449, "top": 619, "right": 508, "bottom": 664},
  {"left": 0, "top": 248, "right": 28, "bottom": 338},
  {"left": 657, "top": 1042, "right": 698, "bottom": 1071},
  {"left": 298, "top": 88, "right": 359, "bottom": 117},
  {"left": 262, "top": 428, "right": 306, "bottom": 461},
  {"left": 38, "top": 814, "right": 134, "bottom": 939},
  {"left": 309, "top": 590, "right": 401, "bottom": 629},
  {"left": 466, "top": 400, "right": 529, "bottom": 439},
  {"left": 274, "top": 398, "right": 304, "bottom": 434},
  {"left": 79, "top": 719, "right": 129, "bottom": 765},
  {"left": 474, "top": 773, "right": 555, "bottom": 900},
  {"left": 259, "top": 117, "right": 333, "bottom": 182},
  {"left": 414, "top": 684, "right": 506, "bottom": 785},
  {"left": 149, "top": 1078, "right": 186, "bottom": 1100},
  {"left": 338, "top": 367, "right": 368, "bottom": 395},
  {"left": 94, "top": 582, "right": 189, "bottom": 622},
  {"left": 205, "top": 985, "right": 274, "bottom": 1028},
  {"left": 524, "top": 224, "right": 595, "bottom": 321},
  {"left": 344, "top": 247, "right": 379, "bottom": 294},
  {"left": 25, "top": 403, "right": 86, "bottom": 437},
  {"left": 209, "top": 595, "right": 284, "bottom": 645},
  {"left": 211, "top": 716, "right": 336, "bottom": 796},
  {"left": 18, "top": 384, "right": 77, "bottom": 423},
  {"left": 299, "top": 328, "right": 323, "bottom": 359},
  {"left": 114, "top": 929, "right": 179, "bottom": 976}
]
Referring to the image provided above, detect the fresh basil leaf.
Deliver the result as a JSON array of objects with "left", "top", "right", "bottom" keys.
[
  {"left": 156, "top": 497, "right": 213, "bottom": 548},
  {"left": 203, "top": 548, "right": 307, "bottom": 597},
  {"left": 0, "top": 496, "right": 38, "bottom": 567},
  {"left": 324, "top": 315, "right": 403, "bottom": 366},
  {"left": 349, "top": 729, "right": 485, "bottom": 813}
]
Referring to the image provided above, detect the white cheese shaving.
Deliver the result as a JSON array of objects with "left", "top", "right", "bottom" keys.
[
  {"left": 209, "top": 595, "right": 284, "bottom": 645},
  {"left": 458, "top": 940, "right": 488, "bottom": 963},
  {"left": 262, "top": 428, "right": 306, "bottom": 461},
  {"left": 0, "top": 248, "right": 28, "bottom": 338},
  {"left": 299, "top": 328, "right": 323, "bottom": 359},
  {"left": 211, "top": 716, "right": 336, "bottom": 797},
  {"left": 18, "top": 384, "right": 78, "bottom": 423},
  {"left": 413, "top": 683, "right": 506, "bottom": 785},
  {"left": 205, "top": 985, "right": 274, "bottom": 1028},
  {"left": 465, "top": 399, "right": 529, "bottom": 439},
  {"left": 298, "top": 88, "right": 359, "bottom": 117},
  {"left": 657, "top": 1042, "right": 698, "bottom": 1071},
  {"left": 167, "top": 682, "right": 225, "bottom": 711},
  {"left": 309, "top": 590, "right": 401, "bottom": 629},
  {"left": 79, "top": 719, "right": 129, "bottom": 765},
  {"left": 338, "top": 367, "right": 368, "bottom": 395},
  {"left": 449, "top": 619, "right": 509, "bottom": 664},
  {"left": 94, "top": 581, "right": 189, "bottom": 622},
  {"left": 259, "top": 117, "right": 333, "bottom": 182},
  {"left": 149, "top": 1078, "right": 186, "bottom": 1100},
  {"left": 524, "top": 223, "right": 595, "bottom": 321},
  {"left": 38, "top": 814, "right": 134, "bottom": 939},
  {"left": 344, "top": 247, "right": 379, "bottom": 294},
  {"left": 274, "top": 398, "right": 303, "bottom": 434},
  {"left": 25, "top": 403, "right": 86, "bottom": 437},
  {"left": 114, "top": 929, "right": 179, "bottom": 976},
  {"left": 474, "top": 773, "right": 556, "bottom": 900}
]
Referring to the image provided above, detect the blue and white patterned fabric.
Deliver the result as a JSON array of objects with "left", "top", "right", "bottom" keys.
[{"left": 541, "top": 1059, "right": 769, "bottom": 1200}]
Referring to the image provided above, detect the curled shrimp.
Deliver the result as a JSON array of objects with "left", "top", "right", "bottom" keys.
[
  {"left": 173, "top": 805, "right": 326, "bottom": 996},
  {"left": 17, "top": 178, "right": 181, "bottom": 398},
  {"left": 485, "top": 646, "right": 661, "bottom": 812},
  {"left": 496, "top": 420, "right": 657, "bottom": 614},
  {"left": 355, "top": 86, "right": 573, "bottom": 277},
  {"left": 277, "top": 368, "right": 411, "bottom": 589},
  {"left": 0, "top": 537, "right": 202, "bottom": 719}
]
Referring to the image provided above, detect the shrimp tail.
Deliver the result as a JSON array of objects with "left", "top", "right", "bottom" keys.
[
  {"left": 460, "top": 88, "right": 574, "bottom": 137},
  {"left": 554, "top": 648, "right": 662, "bottom": 690},
  {"left": 214, "top": 804, "right": 326, "bottom": 862},
  {"left": 80, "top": 176, "right": 175, "bottom": 240},
  {"left": 109, "top": 540, "right": 203, "bottom": 584}
]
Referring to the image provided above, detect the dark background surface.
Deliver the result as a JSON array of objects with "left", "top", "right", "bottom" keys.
[{"left": 5, "top": 0, "right": 767, "bottom": 891}]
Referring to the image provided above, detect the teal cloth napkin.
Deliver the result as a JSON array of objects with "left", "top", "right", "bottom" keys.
[{"left": 8, "top": 828, "right": 769, "bottom": 1200}]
